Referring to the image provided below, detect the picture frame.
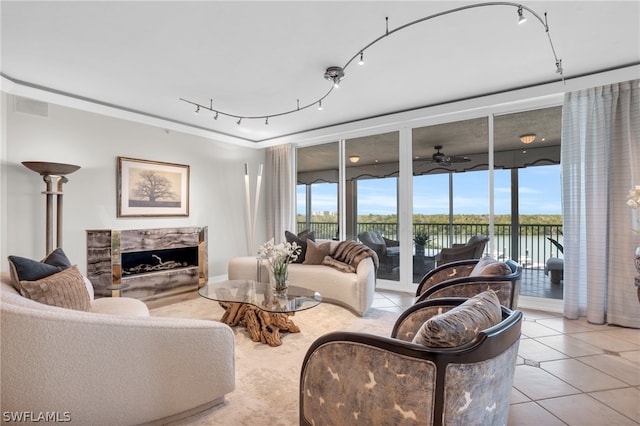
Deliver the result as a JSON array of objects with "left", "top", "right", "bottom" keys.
[{"left": 117, "top": 156, "right": 190, "bottom": 217}]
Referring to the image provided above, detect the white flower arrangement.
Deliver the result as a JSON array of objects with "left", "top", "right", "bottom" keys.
[
  {"left": 258, "top": 239, "right": 302, "bottom": 284},
  {"left": 628, "top": 185, "right": 640, "bottom": 234},
  {"left": 627, "top": 185, "right": 640, "bottom": 209}
]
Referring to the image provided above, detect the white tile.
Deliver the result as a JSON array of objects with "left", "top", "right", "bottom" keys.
[
  {"left": 589, "top": 387, "right": 640, "bottom": 423},
  {"left": 513, "top": 365, "right": 580, "bottom": 400},
  {"left": 538, "top": 394, "right": 638, "bottom": 426},
  {"left": 535, "top": 334, "right": 603, "bottom": 358},
  {"left": 521, "top": 321, "right": 563, "bottom": 338},
  {"left": 540, "top": 359, "right": 627, "bottom": 392},
  {"left": 518, "top": 338, "right": 569, "bottom": 363},
  {"left": 577, "top": 354, "right": 640, "bottom": 386},
  {"left": 569, "top": 330, "right": 640, "bottom": 352},
  {"left": 535, "top": 317, "right": 594, "bottom": 334},
  {"left": 508, "top": 402, "right": 565, "bottom": 426}
]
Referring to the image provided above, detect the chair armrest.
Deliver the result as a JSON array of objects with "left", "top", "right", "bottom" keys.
[
  {"left": 416, "top": 259, "right": 477, "bottom": 297},
  {"left": 383, "top": 237, "right": 400, "bottom": 247},
  {"left": 415, "top": 270, "right": 522, "bottom": 309}
]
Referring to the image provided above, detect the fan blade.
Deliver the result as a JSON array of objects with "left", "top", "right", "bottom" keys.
[{"left": 447, "top": 155, "right": 470, "bottom": 163}]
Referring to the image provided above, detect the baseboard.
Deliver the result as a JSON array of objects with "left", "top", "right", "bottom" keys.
[{"left": 518, "top": 295, "right": 563, "bottom": 314}]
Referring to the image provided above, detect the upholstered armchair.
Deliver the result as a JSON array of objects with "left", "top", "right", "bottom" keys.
[
  {"left": 416, "top": 257, "right": 522, "bottom": 309},
  {"left": 300, "top": 295, "right": 523, "bottom": 425},
  {"left": 434, "top": 235, "right": 489, "bottom": 266},
  {"left": 358, "top": 230, "right": 399, "bottom": 272}
]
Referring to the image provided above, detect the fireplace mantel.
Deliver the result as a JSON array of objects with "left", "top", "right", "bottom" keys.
[{"left": 86, "top": 226, "right": 207, "bottom": 300}]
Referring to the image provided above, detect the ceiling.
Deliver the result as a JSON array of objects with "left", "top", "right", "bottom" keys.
[
  {"left": 1, "top": 1, "right": 639, "bottom": 144},
  {"left": 297, "top": 106, "right": 562, "bottom": 176}
]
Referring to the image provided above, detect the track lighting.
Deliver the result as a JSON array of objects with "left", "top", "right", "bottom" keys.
[
  {"left": 181, "top": 2, "right": 563, "bottom": 125},
  {"left": 324, "top": 66, "right": 344, "bottom": 88},
  {"left": 518, "top": 6, "right": 527, "bottom": 24},
  {"left": 265, "top": 117, "right": 269, "bottom": 125}
]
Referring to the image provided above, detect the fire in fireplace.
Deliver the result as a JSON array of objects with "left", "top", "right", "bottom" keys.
[{"left": 121, "top": 247, "right": 198, "bottom": 276}]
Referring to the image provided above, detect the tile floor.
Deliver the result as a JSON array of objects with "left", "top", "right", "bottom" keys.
[{"left": 372, "top": 290, "right": 640, "bottom": 425}]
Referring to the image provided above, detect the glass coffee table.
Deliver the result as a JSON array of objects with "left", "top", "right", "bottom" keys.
[{"left": 199, "top": 280, "right": 322, "bottom": 346}]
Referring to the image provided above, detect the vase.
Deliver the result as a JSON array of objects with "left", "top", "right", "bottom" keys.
[{"left": 273, "top": 268, "right": 289, "bottom": 295}]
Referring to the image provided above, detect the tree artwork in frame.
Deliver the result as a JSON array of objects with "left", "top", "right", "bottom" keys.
[{"left": 117, "top": 156, "right": 190, "bottom": 217}]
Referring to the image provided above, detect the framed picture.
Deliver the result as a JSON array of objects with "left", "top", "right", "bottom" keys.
[{"left": 117, "top": 156, "right": 189, "bottom": 217}]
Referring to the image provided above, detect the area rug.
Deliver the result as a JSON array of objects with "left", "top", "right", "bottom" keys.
[{"left": 150, "top": 296, "right": 399, "bottom": 425}]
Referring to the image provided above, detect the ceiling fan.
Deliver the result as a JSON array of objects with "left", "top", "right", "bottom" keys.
[{"left": 426, "top": 145, "right": 471, "bottom": 166}]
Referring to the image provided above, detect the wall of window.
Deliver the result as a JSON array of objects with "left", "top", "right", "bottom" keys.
[{"left": 295, "top": 106, "right": 562, "bottom": 297}]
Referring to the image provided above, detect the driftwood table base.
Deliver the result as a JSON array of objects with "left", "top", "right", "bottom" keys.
[{"left": 219, "top": 301, "right": 300, "bottom": 346}]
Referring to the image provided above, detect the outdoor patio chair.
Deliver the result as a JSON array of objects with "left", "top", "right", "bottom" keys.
[
  {"left": 300, "top": 294, "right": 523, "bottom": 425},
  {"left": 434, "top": 235, "right": 489, "bottom": 266},
  {"left": 358, "top": 230, "right": 399, "bottom": 272},
  {"left": 416, "top": 257, "right": 522, "bottom": 309}
]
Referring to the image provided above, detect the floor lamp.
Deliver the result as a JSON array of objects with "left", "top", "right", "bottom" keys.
[
  {"left": 244, "top": 163, "right": 263, "bottom": 255},
  {"left": 22, "top": 161, "right": 81, "bottom": 255}
]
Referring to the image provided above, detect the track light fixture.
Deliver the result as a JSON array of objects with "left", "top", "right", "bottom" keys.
[
  {"left": 517, "top": 6, "right": 527, "bottom": 24},
  {"left": 181, "top": 2, "right": 563, "bottom": 126}
]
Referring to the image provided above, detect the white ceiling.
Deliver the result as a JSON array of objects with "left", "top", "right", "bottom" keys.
[{"left": 2, "top": 1, "right": 639, "bottom": 144}]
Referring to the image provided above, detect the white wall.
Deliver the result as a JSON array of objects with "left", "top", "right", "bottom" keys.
[{"left": 1, "top": 93, "right": 265, "bottom": 278}]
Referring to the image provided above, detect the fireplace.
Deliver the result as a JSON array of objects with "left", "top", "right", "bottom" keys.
[{"left": 87, "top": 226, "right": 207, "bottom": 300}]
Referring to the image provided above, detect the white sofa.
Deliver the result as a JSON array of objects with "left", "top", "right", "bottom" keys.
[
  {"left": 228, "top": 243, "right": 376, "bottom": 316},
  {"left": 0, "top": 273, "right": 235, "bottom": 425}
]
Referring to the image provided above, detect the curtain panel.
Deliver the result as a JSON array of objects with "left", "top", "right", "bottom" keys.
[
  {"left": 561, "top": 79, "right": 639, "bottom": 327},
  {"left": 265, "top": 144, "right": 295, "bottom": 244}
]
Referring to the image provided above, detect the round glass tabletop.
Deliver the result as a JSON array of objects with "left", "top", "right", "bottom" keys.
[{"left": 198, "top": 279, "right": 322, "bottom": 314}]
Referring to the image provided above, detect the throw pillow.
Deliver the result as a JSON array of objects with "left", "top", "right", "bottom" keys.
[
  {"left": 470, "top": 255, "right": 512, "bottom": 277},
  {"left": 303, "top": 240, "right": 331, "bottom": 265},
  {"left": 321, "top": 256, "right": 356, "bottom": 273},
  {"left": 285, "top": 230, "right": 315, "bottom": 263},
  {"left": 19, "top": 265, "right": 91, "bottom": 311},
  {"left": 8, "top": 247, "right": 72, "bottom": 295},
  {"left": 412, "top": 290, "right": 502, "bottom": 348}
]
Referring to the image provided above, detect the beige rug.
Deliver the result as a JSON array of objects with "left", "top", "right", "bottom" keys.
[{"left": 150, "top": 295, "right": 399, "bottom": 425}]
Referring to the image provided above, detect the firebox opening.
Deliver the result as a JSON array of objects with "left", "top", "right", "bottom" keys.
[{"left": 121, "top": 247, "right": 198, "bottom": 276}]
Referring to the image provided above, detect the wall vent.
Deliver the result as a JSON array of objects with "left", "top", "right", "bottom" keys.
[{"left": 14, "top": 96, "right": 49, "bottom": 118}]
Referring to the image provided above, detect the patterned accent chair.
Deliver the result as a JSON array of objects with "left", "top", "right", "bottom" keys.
[
  {"left": 358, "top": 230, "right": 399, "bottom": 272},
  {"left": 416, "top": 257, "right": 522, "bottom": 309},
  {"left": 299, "top": 297, "right": 522, "bottom": 425},
  {"left": 434, "top": 235, "right": 489, "bottom": 266}
]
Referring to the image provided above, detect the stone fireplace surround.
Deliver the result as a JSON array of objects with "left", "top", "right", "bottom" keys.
[{"left": 86, "top": 226, "right": 207, "bottom": 300}]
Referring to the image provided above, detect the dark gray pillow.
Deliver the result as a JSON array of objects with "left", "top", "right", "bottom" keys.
[
  {"left": 412, "top": 290, "right": 502, "bottom": 348},
  {"left": 8, "top": 248, "right": 72, "bottom": 294},
  {"left": 285, "top": 230, "right": 315, "bottom": 263}
]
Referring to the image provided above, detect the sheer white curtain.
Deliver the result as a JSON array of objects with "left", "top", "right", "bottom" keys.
[
  {"left": 264, "top": 144, "right": 295, "bottom": 244},
  {"left": 561, "top": 79, "right": 639, "bottom": 327}
]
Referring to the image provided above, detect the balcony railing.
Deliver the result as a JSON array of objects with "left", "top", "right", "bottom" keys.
[{"left": 298, "top": 222, "right": 563, "bottom": 269}]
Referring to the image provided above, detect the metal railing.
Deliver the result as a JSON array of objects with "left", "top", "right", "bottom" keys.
[{"left": 298, "top": 221, "right": 563, "bottom": 269}]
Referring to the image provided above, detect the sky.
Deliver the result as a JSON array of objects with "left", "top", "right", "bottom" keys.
[{"left": 297, "top": 164, "right": 562, "bottom": 216}]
